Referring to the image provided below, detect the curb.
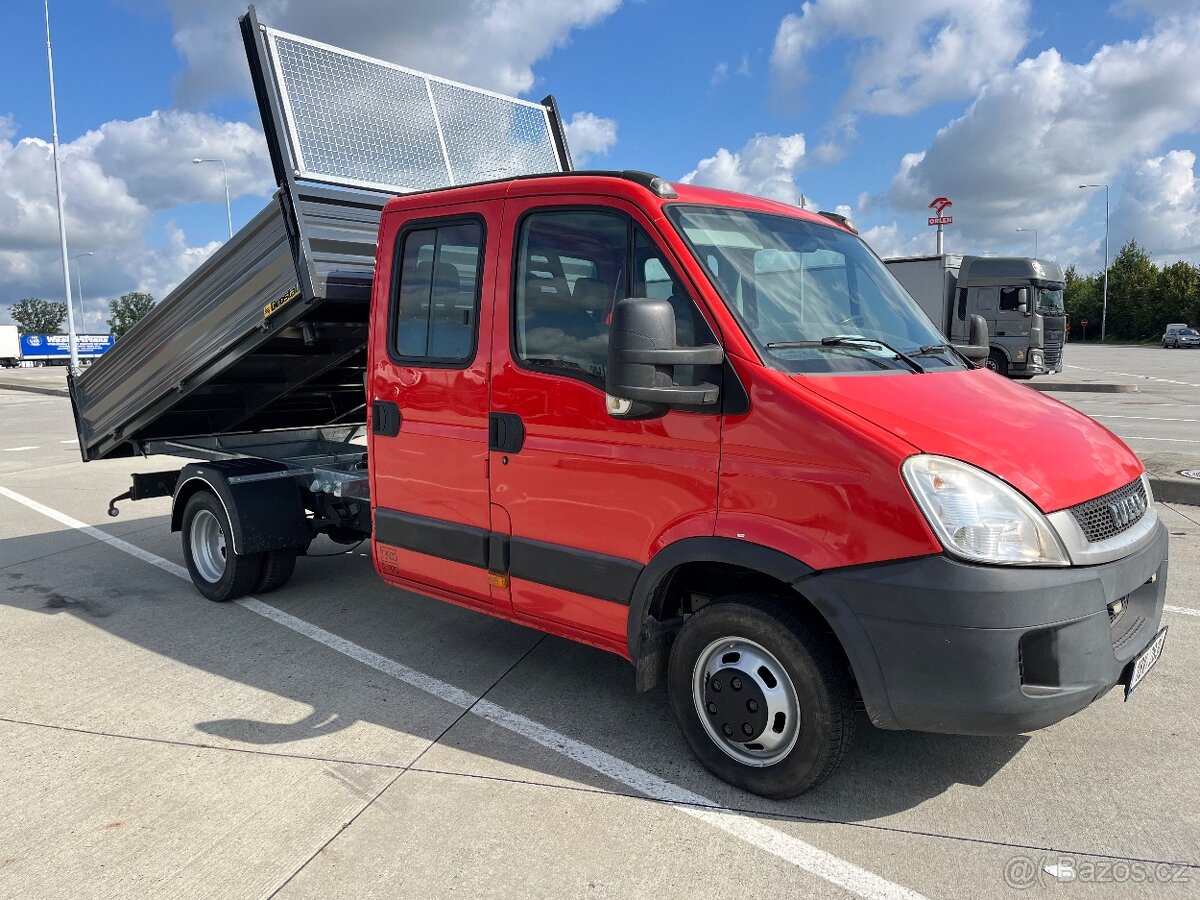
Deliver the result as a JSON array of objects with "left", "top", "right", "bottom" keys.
[
  {"left": 0, "top": 381, "right": 70, "bottom": 398},
  {"left": 1149, "top": 476, "right": 1200, "bottom": 508},
  {"left": 1028, "top": 382, "right": 1139, "bottom": 393}
]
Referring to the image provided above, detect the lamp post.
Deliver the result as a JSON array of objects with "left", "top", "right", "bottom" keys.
[
  {"left": 44, "top": 0, "right": 78, "bottom": 373},
  {"left": 1015, "top": 227, "right": 1037, "bottom": 258},
  {"left": 193, "top": 157, "right": 233, "bottom": 239},
  {"left": 73, "top": 250, "right": 93, "bottom": 332},
  {"left": 1079, "top": 183, "right": 1110, "bottom": 341}
]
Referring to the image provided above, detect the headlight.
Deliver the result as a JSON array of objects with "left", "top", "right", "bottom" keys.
[{"left": 902, "top": 455, "right": 1069, "bottom": 566}]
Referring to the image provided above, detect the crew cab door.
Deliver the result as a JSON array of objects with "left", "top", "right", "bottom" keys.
[
  {"left": 487, "top": 196, "right": 722, "bottom": 650},
  {"left": 368, "top": 205, "right": 500, "bottom": 607}
]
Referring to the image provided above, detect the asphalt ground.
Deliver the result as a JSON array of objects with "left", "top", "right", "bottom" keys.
[{"left": 2, "top": 385, "right": 1200, "bottom": 899}]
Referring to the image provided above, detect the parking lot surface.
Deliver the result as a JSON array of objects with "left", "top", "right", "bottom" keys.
[{"left": 2, "top": 374, "right": 1199, "bottom": 899}]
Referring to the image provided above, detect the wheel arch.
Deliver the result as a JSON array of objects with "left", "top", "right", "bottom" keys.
[{"left": 171, "top": 461, "right": 310, "bottom": 555}]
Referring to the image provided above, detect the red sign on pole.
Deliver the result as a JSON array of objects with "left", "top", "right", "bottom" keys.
[{"left": 1081, "top": 319, "right": 1088, "bottom": 327}]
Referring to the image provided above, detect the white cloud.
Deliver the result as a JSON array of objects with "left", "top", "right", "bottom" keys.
[
  {"left": 167, "top": 0, "right": 622, "bottom": 104},
  {"left": 710, "top": 62, "right": 729, "bottom": 87},
  {"left": 564, "top": 112, "right": 617, "bottom": 167},
  {"left": 771, "top": 0, "right": 1030, "bottom": 116},
  {"left": 1115, "top": 150, "right": 1200, "bottom": 260},
  {"left": 681, "top": 133, "right": 808, "bottom": 204},
  {"left": 885, "top": 14, "right": 1200, "bottom": 262},
  {"left": 0, "top": 111, "right": 271, "bottom": 328}
]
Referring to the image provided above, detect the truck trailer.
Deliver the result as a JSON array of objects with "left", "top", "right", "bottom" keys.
[
  {"left": 69, "top": 8, "right": 1169, "bottom": 798},
  {"left": 884, "top": 254, "right": 1067, "bottom": 378},
  {"left": 0, "top": 325, "right": 18, "bottom": 367}
]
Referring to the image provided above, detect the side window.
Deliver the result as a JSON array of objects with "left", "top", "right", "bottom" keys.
[
  {"left": 393, "top": 220, "right": 483, "bottom": 364},
  {"left": 514, "top": 210, "right": 627, "bottom": 383},
  {"left": 956, "top": 288, "right": 968, "bottom": 321},
  {"left": 999, "top": 287, "right": 1022, "bottom": 312},
  {"left": 513, "top": 211, "right": 715, "bottom": 387},
  {"left": 633, "top": 226, "right": 715, "bottom": 348}
]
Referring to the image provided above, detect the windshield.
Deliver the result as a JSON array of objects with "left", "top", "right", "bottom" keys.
[
  {"left": 666, "top": 205, "right": 963, "bottom": 374},
  {"left": 1037, "top": 288, "right": 1065, "bottom": 315}
]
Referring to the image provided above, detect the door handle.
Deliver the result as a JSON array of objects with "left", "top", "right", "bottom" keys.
[
  {"left": 489, "top": 413, "right": 525, "bottom": 453},
  {"left": 372, "top": 400, "right": 402, "bottom": 437}
]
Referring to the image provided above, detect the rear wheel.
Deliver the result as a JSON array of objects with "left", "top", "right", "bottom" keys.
[
  {"left": 181, "top": 492, "right": 264, "bottom": 602},
  {"left": 255, "top": 549, "right": 298, "bottom": 594},
  {"left": 667, "top": 595, "right": 855, "bottom": 798},
  {"left": 986, "top": 350, "right": 1009, "bottom": 376}
]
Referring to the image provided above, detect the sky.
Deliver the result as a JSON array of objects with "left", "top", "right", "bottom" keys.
[{"left": 2, "top": 0, "right": 1199, "bottom": 330}]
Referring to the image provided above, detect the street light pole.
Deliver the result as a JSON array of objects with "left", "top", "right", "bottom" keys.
[
  {"left": 1015, "top": 227, "right": 1037, "bottom": 258},
  {"left": 44, "top": 0, "right": 79, "bottom": 373},
  {"left": 193, "top": 157, "right": 233, "bottom": 239},
  {"left": 1079, "top": 183, "right": 1110, "bottom": 341},
  {"left": 73, "top": 250, "right": 94, "bottom": 332}
]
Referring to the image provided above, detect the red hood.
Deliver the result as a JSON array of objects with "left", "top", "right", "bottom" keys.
[{"left": 794, "top": 368, "right": 1144, "bottom": 512}]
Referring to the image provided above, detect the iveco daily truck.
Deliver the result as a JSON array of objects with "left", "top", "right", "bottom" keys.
[
  {"left": 69, "top": 9, "right": 1169, "bottom": 798},
  {"left": 885, "top": 254, "right": 1067, "bottom": 378}
]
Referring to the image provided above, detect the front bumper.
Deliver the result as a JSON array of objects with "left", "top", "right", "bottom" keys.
[{"left": 801, "top": 521, "right": 1168, "bottom": 734}]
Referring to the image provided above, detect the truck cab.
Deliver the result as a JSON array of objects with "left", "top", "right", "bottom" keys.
[
  {"left": 365, "top": 173, "right": 1167, "bottom": 797},
  {"left": 885, "top": 254, "right": 1067, "bottom": 378}
]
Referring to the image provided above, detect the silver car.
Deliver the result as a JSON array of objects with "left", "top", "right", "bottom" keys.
[{"left": 1163, "top": 326, "right": 1200, "bottom": 348}]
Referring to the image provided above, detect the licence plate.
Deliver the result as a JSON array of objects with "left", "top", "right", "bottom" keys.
[{"left": 1125, "top": 627, "right": 1168, "bottom": 699}]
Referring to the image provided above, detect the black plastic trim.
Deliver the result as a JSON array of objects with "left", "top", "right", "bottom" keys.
[
  {"left": 374, "top": 508, "right": 489, "bottom": 569},
  {"left": 488, "top": 412, "right": 525, "bottom": 453},
  {"left": 509, "top": 537, "right": 641, "bottom": 605},
  {"left": 371, "top": 400, "right": 401, "bottom": 437}
]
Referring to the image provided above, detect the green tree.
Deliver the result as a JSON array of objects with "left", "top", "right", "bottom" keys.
[
  {"left": 1155, "top": 261, "right": 1200, "bottom": 333},
  {"left": 1106, "top": 239, "right": 1159, "bottom": 339},
  {"left": 10, "top": 298, "right": 67, "bottom": 334},
  {"left": 1063, "top": 265, "right": 1101, "bottom": 339},
  {"left": 107, "top": 291, "right": 156, "bottom": 339}
]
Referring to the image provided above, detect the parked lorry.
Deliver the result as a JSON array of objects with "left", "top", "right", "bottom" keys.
[
  {"left": 884, "top": 254, "right": 1067, "bottom": 378},
  {"left": 0, "top": 325, "right": 18, "bottom": 367},
  {"left": 20, "top": 332, "right": 115, "bottom": 366},
  {"left": 69, "top": 9, "right": 1169, "bottom": 798}
]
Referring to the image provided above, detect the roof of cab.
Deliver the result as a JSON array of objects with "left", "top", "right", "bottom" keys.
[{"left": 380, "top": 170, "right": 844, "bottom": 231}]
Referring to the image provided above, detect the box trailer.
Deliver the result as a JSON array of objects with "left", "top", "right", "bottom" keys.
[{"left": 0, "top": 325, "right": 18, "bottom": 367}]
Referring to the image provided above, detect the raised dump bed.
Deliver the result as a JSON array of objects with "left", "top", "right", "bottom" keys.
[{"left": 70, "top": 6, "right": 571, "bottom": 462}]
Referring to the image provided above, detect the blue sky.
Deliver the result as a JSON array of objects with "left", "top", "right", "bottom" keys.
[{"left": 2, "top": 0, "right": 1199, "bottom": 329}]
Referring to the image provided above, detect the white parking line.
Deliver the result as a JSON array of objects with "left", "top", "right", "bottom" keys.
[
  {"left": 1090, "top": 415, "right": 1200, "bottom": 424},
  {"left": 1065, "top": 365, "right": 1200, "bottom": 389},
  {"left": 1122, "top": 436, "right": 1200, "bottom": 444},
  {"left": 1166, "top": 605, "right": 1200, "bottom": 618},
  {"left": 2, "top": 446, "right": 39, "bottom": 452},
  {"left": 60, "top": 440, "right": 77, "bottom": 444},
  {"left": 0, "top": 484, "right": 926, "bottom": 900}
]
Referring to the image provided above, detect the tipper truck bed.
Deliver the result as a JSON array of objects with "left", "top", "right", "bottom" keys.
[{"left": 70, "top": 7, "right": 571, "bottom": 464}]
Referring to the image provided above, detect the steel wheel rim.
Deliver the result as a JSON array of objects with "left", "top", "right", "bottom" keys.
[
  {"left": 985, "top": 357, "right": 999, "bottom": 371},
  {"left": 692, "top": 636, "right": 801, "bottom": 767},
  {"left": 190, "top": 509, "right": 227, "bottom": 584}
]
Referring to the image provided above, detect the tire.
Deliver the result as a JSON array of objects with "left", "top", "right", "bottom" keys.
[
  {"left": 255, "top": 548, "right": 298, "bottom": 594},
  {"left": 986, "top": 350, "right": 1008, "bottom": 376},
  {"left": 181, "top": 491, "right": 264, "bottom": 602},
  {"left": 667, "top": 595, "right": 855, "bottom": 798}
]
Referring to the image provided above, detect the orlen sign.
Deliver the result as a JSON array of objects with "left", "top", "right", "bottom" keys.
[{"left": 928, "top": 197, "right": 953, "bottom": 226}]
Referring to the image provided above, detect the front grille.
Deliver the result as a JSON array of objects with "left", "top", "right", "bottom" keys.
[
  {"left": 1069, "top": 478, "right": 1148, "bottom": 543},
  {"left": 1044, "top": 334, "right": 1063, "bottom": 369}
]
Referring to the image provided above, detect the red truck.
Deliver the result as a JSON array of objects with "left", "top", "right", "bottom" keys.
[{"left": 72, "top": 11, "right": 1169, "bottom": 797}]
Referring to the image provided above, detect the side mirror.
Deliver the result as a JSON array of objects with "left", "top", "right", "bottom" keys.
[
  {"left": 960, "top": 314, "right": 990, "bottom": 363},
  {"left": 1018, "top": 287, "right": 1029, "bottom": 316},
  {"left": 606, "top": 297, "right": 723, "bottom": 418}
]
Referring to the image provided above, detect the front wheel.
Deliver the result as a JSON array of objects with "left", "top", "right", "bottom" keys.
[
  {"left": 181, "top": 491, "right": 264, "bottom": 602},
  {"left": 667, "top": 595, "right": 855, "bottom": 798},
  {"left": 986, "top": 350, "right": 1009, "bottom": 376}
]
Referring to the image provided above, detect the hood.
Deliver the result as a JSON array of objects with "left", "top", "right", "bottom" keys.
[{"left": 794, "top": 368, "right": 1144, "bottom": 513}]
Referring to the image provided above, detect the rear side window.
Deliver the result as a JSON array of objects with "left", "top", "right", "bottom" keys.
[{"left": 392, "top": 219, "right": 484, "bottom": 364}]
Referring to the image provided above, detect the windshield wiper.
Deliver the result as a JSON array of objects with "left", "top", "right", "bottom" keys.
[{"left": 766, "top": 335, "right": 926, "bottom": 373}]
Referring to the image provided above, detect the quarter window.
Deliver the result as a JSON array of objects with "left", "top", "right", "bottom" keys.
[{"left": 393, "top": 220, "right": 483, "bottom": 364}]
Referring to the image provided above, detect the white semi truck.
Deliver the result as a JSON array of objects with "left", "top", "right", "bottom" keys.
[
  {"left": 885, "top": 254, "right": 1066, "bottom": 378},
  {"left": 0, "top": 325, "right": 19, "bottom": 367}
]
